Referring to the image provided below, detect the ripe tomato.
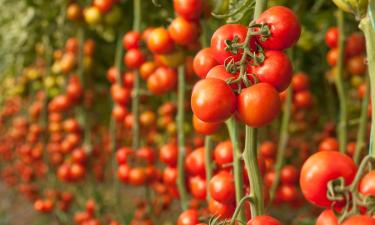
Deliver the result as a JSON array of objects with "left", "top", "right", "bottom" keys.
[
  {"left": 210, "top": 24, "right": 249, "bottom": 64},
  {"left": 110, "top": 84, "right": 131, "bottom": 105},
  {"left": 208, "top": 199, "right": 235, "bottom": 219},
  {"left": 162, "top": 166, "right": 177, "bottom": 186},
  {"left": 123, "top": 31, "right": 141, "bottom": 50},
  {"left": 260, "top": 141, "right": 276, "bottom": 159},
  {"left": 128, "top": 167, "right": 146, "bottom": 186},
  {"left": 147, "top": 27, "right": 174, "bottom": 54},
  {"left": 116, "top": 147, "right": 133, "bottom": 165},
  {"left": 326, "top": 48, "right": 347, "bottom": 66},
  {"left": 292, "top": 72, "right": 310, "bottom": 92},
  {"left": 238, "top": 83, "right": 281, "bottom": 128},
  {"left": 316, "top": 209, "right": 338, "bottom": 225},
  {"left": 342, "top": 215, "right": 375, "bottom": 225},
  {"left": 173, "top": 0, "right": 202, "bottom": 21},
  {"left": 293, "top": 90, "right": 313, "bottom": 109},
  {"left": 347, "top": 55, "right": 367, "bottom": 75},
  {"left": 107, "top": 67, "right": 118, "bottom": 83},
  {"left": 345, "top": 33, "right": 365, "bottom": 57},
  {"left": 206, "top": 65, "right": 239, "bottom": 89},
  {"left": 168, "top": 17, "right": 198, "bottom": 46},
  {"left": 136, "top": 147, "right": 155, "bottom": 165},
  {"left": 319, "top": 137, "right": 339, "bottom": 151},
  {"left": 278, "top": 184, "right": 298, "bottom": 202},
  {"left": 66, "top": 3, "right": 81, "bottom": 21},
  {"left": 193, "top": 48, "right": 219, "bottom": 79},
  {"left": 124, "top": 49, "right": 145, "bottom": 69},
  {"left": 213, "top": 141, "right": 233, "bottom": 166},
  {"left": 140, "top": 61, "right": 157, "bottom": 80},
  {"left": 185, "top": 147, "right": 206, "bottom": 177},
  {"left": 209, "top": 170, "right": 235, "bottom": 204},
  {"left": 147, "top": 67, "right": 177, "bottom": 95},
  {"left": 159, "top": 142, "right": 178, "bottom": 166},
  {"left": 256, "top": 6, "right": 301, "bottom": 50},
  {"left": 192, "top": 115, "right": 221, "bottom": 135},
  {"left": 280, "top": 165, "right": 298, "bottom": 185},
  {"left": 359, "top": 170, "right": 375, "bottom": 196},
  {"left": 93, "top": 0, "right": 113, "bottom": 13},
  {"left": 300, "top": 151, "right": 357, "bottom": 207},
  {"left": 177, "top": 209, "right": 199, "bottom": 225},
  {"left": 246, "top": 216, "right": 281, "bottom": 225},
  {"left": 189, "top": 176, "right": 206, "bottom": 200},
  {"left": 191, "top": 78, "right": 236, "bottom": 123},
  {"left": 251, "top": 50, "right": 292, "bottom": 92},
  {"left": 117, "top": 164, "right": 131, "bottom": 183},
  {"left": 325, "top": 27, "right": 339, "bottom": 48}
]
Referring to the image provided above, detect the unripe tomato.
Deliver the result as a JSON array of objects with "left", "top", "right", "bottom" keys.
[
  {"left": 123, "top": 31, "right": 141, "bottom": 50},
  {"left": 325, "top": 27, "right": 339, "bottom": 48},
  {"left": 147, "top": 67, "right": 177, "bottom": 95},
  {"left": 156, "top": 50, "right": 185, "bottom": 68},
  {"left": 238, "top": 83, "right": 281, "bottom": 128},
  {"left": 246, "top": 216, "right": 281, "bottom": 225},
  {"left": 256, "top": 6, "right": 301, "bottom": 50},
  {"left": 168, "top": 17, "right": 198, "bottom": 46},
  {"left": 209, "top": 170, "right": 236, "bottom": 204},
  {"left": 173, "top": 0, "right": 202, "bottom": 21},
  {"left": 177, "top": 209, "right": 199, "bottom": 225},
  {"left": 193, "top": 48, "right": 219, "bottom": 78},
  {"left": 84, "top": 6, "right": 101, "bottom": 25},
  {"left": 147, "top": 27, "right": 174, "bottom": 54},
  {"left": 191, "top": 78, "right": 236, "bottom": 123},
  {"left": 192, "top": 115, "right": 221, "bottom": 135},
  {"left": 300, "top": 151, "right": 357, "bottom": 207}
]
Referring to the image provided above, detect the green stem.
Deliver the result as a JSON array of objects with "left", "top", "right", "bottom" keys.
[
  {"left": 335, "top": 10, "right": 348, "bottom": 153},
  {"left": 225, "top": 117, "right": 245, "bottom": 222},
  {"left": 359, "top": 16, "right": 375, "bottom": 157},
  {"left": 204, "top": 135, "right": 214, "bottom": 202},
  {"left": 354, "top": 80, "right": 370, "bottom": 164},
  {"left": 269, "top": 87, "right": 292, "bottom": 202},
  {"left": 253, "top": 0, "right": 267, "bottom": 18},
  {"left": 176, "top": 65, "right": 188, "bottom": 210}
]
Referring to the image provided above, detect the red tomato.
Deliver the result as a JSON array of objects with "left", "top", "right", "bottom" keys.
[
  {"left": 345, "top": 33, "right": 365, "bottom": 57},
  {"left": 193, "top": 48, "right": 219, "bottom": 79},
  {"left": 209, "top": 170, "right": 236, "bottom": 204},
  {"left": 128, "top": 167, "right": 146, "bottom": 186},
  {"left": 93, "top": 0, "right": 113, "bottom": 13},
  {"left": 325, "top": 27, "right": 339, "bottom": 48},
  {"left": 140, "top": 61, "right": 157, "bottom": 80},
  {"left": 136, "top": 147, "right": 155, "bottom": 165},
  {"left": 168, "top": 17, "right": 198, "bottom": 46},
  {"left": 319, "top": 137, "right": 339, "bottom": 151},
  {"left": 300, "top": 151, "right": 357, "bottom": 207},
  {"left": 162, "top": 166, "right": 177, "bottom": 186},
  {"left": 238, "top": 83, "right": 281, "bottom": 128},
  {"left": 110, "top": 84, "right": 131, "bottom": 105},
  {"left": 342, "top": 215, "right": 375, "bottom": 225},
  {"left": 107, "top": 67, "right": 118, "bottom": 83},
  {"left": 251, "top": 50, "right": 293, "bottom": 92},
  {"left": 280, "top": 165, "right": 299, "bottom": 185},
  {"left": 173, "top": 0, "right": 202, "bottom": 21},
  {"left": 316, "top": 209, "right": 338, "bottom": 225},
  {"left": 123, "top": 31, "right": 141, "bottom": 50},
  {"left": 246, "top": 215, "right": 281, "bottom": 225},
  {"left": 192, "top": 115, "right": 221, "bottom": 135},
  {"left": 124, "top": 49, "right": 145, "bottom": 69},
  {"left": 189, "top": 176, "right": 206, "bottom": 200},
  {"left": 191, "top": 78, "right": 236, "bottom": 123},
  {"left": 256, "top": 6, "right": 301, "bottom": 50},
  {"left": 159, "top": 142, "right": 178, "bottom": 166},
  {"left": 206, "top": 65, "right": 240, "bottom": 89},
  {"left": 185, "top": 147, "right": 206, "bottom": 177},
  {"left": 147, "top": 27, "right": 174, "bottom": 54},
  {"left": 260, "top": 141, "right": 276, "bottom": 159},
  {"left": 278, "top": 185, "right": 298, "bottom": 202},
  {"left": 177, "top": 209, "right": 199, "bottom": 225},
  {"left": 293, "top": 90, "right": 313, "bottom": 109},
  {"left": 147, "top": 67, "right": 177, "bottom": 95},
  {"left": 213, "top": 141, "right": 233, "bottom": 166},
  {"left": 208, "top": 199, "right": 235, "bottom": 219},
  {"left": 117, "top": 164, "right": 131, "bottom": 183},
  {"left": 347, "top": 55, "right": 367, "bottom": 75},
  {"left": 210, "top": 24, "right": 249, "bottom": 64},
  {"left": 359, "top": 170, "right": 375, "bottom": 196},
  {"left": 292, "top": 72, "right": 310, "bottom": 92},
  {"left": 116, "top": 147, "right": 133, "bottom": 165}
]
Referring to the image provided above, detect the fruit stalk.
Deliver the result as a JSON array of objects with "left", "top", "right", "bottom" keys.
[
  {"left": 354, "top": 80, "right": 369, "bottom": 164},
  {"left": 204, "top": 135, "right": 214, "bottom": 202}
]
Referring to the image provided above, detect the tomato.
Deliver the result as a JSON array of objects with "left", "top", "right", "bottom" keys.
[
  {"left": 246, "top": 215, "right": 281, "bottom": 225},
  {"left": 123, "top": 31, "right": 141, "bottom": 50},
  {"left": 136, "top": 147, "right": 155, "bottom": 165},
  {"left": 292, "top": 72, "right": 310, "bottom": 92},
  {"left": 116, "top": 147, "right": 133, "bottom": 165},
  {"left": 140, "top": 61, "right": 157, "bottom": 80},
  {"left": 325, "top": 27, "right": 339, "bottom": 48},
  {"left": 213, "top": 141, "right": 233, "bottom": 167},
  {"left": 347, "top": 55, "right": 367, "bottom": 75},
  {"left": 300, "top": 151, "right": 357, "bottom": 207},
  {"left": 206, "top": 65, "right": 240, "bottom": 89},
  {"left": 326, "top": 48, "right": 347, "bottom": 66},
  {"left": 123, "top": 71, "right": 135, "bottom": 88},
  {"left": 159, "top": 142, "right": 178, "bottom": 166},
  {"left": 210, "top": 24, "right": 249, "bottom": 64},
  {"left": 177, "top": 209, "right": 199, "bottom": 225},
  {"left": 192, "top": 115, "right": 221, "bottom": 135},
  {"left": 139, "top": 111, "right": 156, "bottom": 127},
  {"left": 84, "top": 39, "right": 95, "bottom": 56},
  {"left": 128, "top": 167, "right": 146, "bottom": 186},
  {"left": 319, "top": 137, "right": 339, "bottom": 151},
  {"left": 162, "top": 166, "right": 177, "bottom": 186},
  {"left": 185, "top": 147, "right": 206, "bottom": 177},
  {"left": 189, "top": 176, "right": 206, "bottom": 200},
  {"left": 173, "top": 0, "right": 202, "bottom": 21},
  {"left": 110, "top": 84, "right": 131, "bottom": 105},
  {"left": 147, "top": 67, "right": 177, "bottom": 95},
  {"left": 156, "top": 50, "right": 185, "bottom": 68},
  {"left": 191, "top": 78, "right": 236, "bottom": 123},
  {"left": 124, "top": 49, "right": 145, "bottom": 69},
  {"left": 238, "top": 83, "right": 281, "bottom": 128},
  {"left": 293, "top": 90, "right": 313, "bottom": 109},
  {"left": 147, "top": 27, "right": 174, "bottom": 54},
  {"left": 208, "top": 199, "right": 235, "bottom": 219},
  {"left": 117, "top": 164, "right": 131, "bottom": 183},
  {"left": 66, "top": 3, "right": 81, "bottom": 21},
  {"left": 259, "top": 141, "right": 276, "bottom": 159},
  {"left": 251, "top": 50, "right": 292, "bottom": 92},
  {"left": 193, "top": 48, "right": 219, "bottom": 79},
  {"left": 342, "top": 215, "right": 375, "bottom": 225},
  {"left": 280, "top": 165, "right": 298, "bottom": 185},
  {"left": 359, "top": 170, "right": 375, "bottom": 196},
  {"left": 256, "top": 6, "right": 301, "bottom": 50},
  {"left": 316, "top": 209, "right": 338, "bottom": 225},
  {"left": 107, "top": 67, "right": 118, "bottom": 83},
  {"left": 168, "top": 17, "right": 198, "bottom": 46},
  {"left": 345, "top": 33, "right": 366, "bottom": 57},
  {"left": 278, "top": 184, "right": 298, "bottom": 202},
  {"left": 93, "top": 0, "right": 113, "bottom": 13},
  {"left": 84, "top": 6, "right": 101, "bottom": 25},
  {"left": 209, "top": 170, "right": 235, "bottom": 204}
]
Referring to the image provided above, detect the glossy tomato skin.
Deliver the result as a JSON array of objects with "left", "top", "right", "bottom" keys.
[
  {"left": 177, "top": 209, "right": 199, "bottom": 225},
  {"left": 168, "top": 17, "right": 198, "bottom": 46},
  {"left": 159, "top": 142, "right": 178, "bottom": 166},
  {"left": 208, "top": 199, "right": 235, "bottom": 219},
  {"left": 213, "top": 141, "right": 233, "bottom": 166},
  {"left": 209, "top": 170, "right": 236, "bottom": 204},
  {"left": 123, "top": 31, "right": 141, "bottom": 50},
  {"left": 185, "top": 147, "right": 206, "bottom": 177},
  {"left": 256, "top": 6, "right": 301, "bottom": 50},
  {"left": 147, "top": 67, "right": 177, "bottom": 95},
  {"left": 93, "top": 0, "right": 113, "bottom": 13},
  {"left": 147, "top": 27, "right": 174, "bottom": 54},
  {"left": 345, "top": 33, "right": 365, "bottom": 57},
  {"left": 189, "top": 176, "right": 206, "bottom": 200},
  {"left": 238, "top": 83, "right": 281, "bottom": 128},
  {"left": 191, "top": 78, "right": 236, "bottom": 123},
  {"left": 192, "top": 115, "right": 221, "bottom": 135},
  {"left": 206, "top": 65, "right": 240, "bottom": 89},
  {"left": 210, "top": 24, "right": 248, "bottom": 64},
  {"left": 325, "top": 27, "right": 339, "bottom": 48},
  {"left": 251, "top": 50, "right": 293, "bottom": 92},
  {"left": 300, "top": 151, "right": 357, "bottom": 207},
  {"left": 193, "top": 48, "right": 219, "bottom": 78},
  {"left": 342, "top": 215, "right": 375, "bottom": 225},
  {"left": 124, "top": 49, "right": 145, "bottom": 69},
  {"left": 246, "top": 216, "right": 282, "bottom": 225},
  {"left": 359, "top": 170, "right": 375, "bottom": 196},
  {"left": 316, "top": 209, "right": 338, "bottom": 225},
  {"left": 173, "top": 0, "right": 202, "bottom": 21},
  {"left": 292, "top": 72, "right": 310, "bottom": 92}
]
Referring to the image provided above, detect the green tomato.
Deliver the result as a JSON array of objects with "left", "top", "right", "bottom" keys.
[
  {"left": 332, "top": 0, "right": 368, "bottom": 18},
  {"left": 297, "top": 27, "right": 314, "bottom": 51},
  {"left": 44, "top": 76, "right": 55, "bottom": 88},
  {"left": 350, "top": 75, "right": 364, "bottom": 87},
  {"left": 104, "top": 6, "right": 122, "bottom": 25}
]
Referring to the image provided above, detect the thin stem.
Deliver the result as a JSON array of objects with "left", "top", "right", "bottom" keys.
[
  {"left": 204, "top": 135, "right": 214, "bottom": 202},
  {"left": 269, "top": 87, "right": 292, "bottom": 202},
  {"left": 354, "top": 79, "right": 370, "bottom": 164},
  {"left": 176, "top": 65, "right": 188, "bottom": 210},
  {"left": 335, "top": 9, "right": 348, "bottom": 153},
  {"left": 229, "top": 196, "right": 254, "bottom": 225},
  {"left": 225, "top": 117, "right": 245, "bottom": 222},
  {"left": 360, "top": 16, "right": 375, "bottom": 157}
]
